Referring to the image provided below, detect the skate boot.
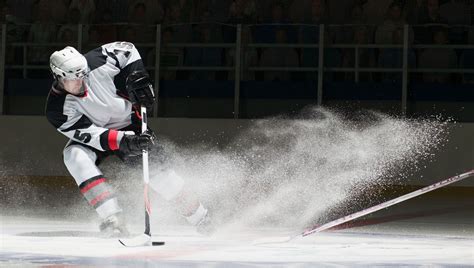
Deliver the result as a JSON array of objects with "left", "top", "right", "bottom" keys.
[
  {"left": 196, "top": 210, "right": 215, "bottom": 236},
  {"left": 99, "top": 214, "right": 130, "bottom": 238}
]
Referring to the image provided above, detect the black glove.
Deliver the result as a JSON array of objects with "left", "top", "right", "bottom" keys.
[
  {"left": 126, "top": 71, "right": 155, "bottom": 109},
  {"left": 118, "top": 131, "right": 155, "bottom": 158}
]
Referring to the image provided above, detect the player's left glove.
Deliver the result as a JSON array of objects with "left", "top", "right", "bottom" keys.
[
  {"left": 126, "top": 71, "right": 155, "bottom": 109},
  {"left": 118, "top": 130, "right": 156, "bottom": 158}
]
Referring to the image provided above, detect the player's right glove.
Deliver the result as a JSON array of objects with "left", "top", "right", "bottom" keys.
[
  {"left": 126, "top": 71, "right": 155, "bottom": 110},
  {"left": 118, "top": 131, "right": 155, "bottom": 158}
]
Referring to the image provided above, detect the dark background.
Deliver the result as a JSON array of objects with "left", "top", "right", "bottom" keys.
[{"left": 1, "top": 0, "right": 473, "bottom": 119}]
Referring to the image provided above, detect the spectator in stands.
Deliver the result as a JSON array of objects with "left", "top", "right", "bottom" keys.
[
  {"left": 350, "top": 2, "right": 367, "bottom": 24},
  {"left": 194, "top": 0, "right": 210, "bottom": 22},
  {"left": 459, "top": 29, "right": 474, "bottom": 84},
  {"left": 185, "top": 25, "right": 223, "bottom": 80},
  {"left": 163, "top": 4, "right": 179, "bottom": 24},
  {"left": 299, "top": 0, "right": 328, "bottom": 43},
  {"left": 418, "top": 0, "right": 444, "bottom": 24},
  {"left": 342, "top": 26, "right": 376, "bottom": 81},
  {"left": 241, "top": 0, "right": 257, "bottom": 23},
  {"left": 128, "top": 2, "right": 147, "bottom": 25},
  {"left": 163, "top": 4, "right": 192, "bottom": 42},
  {"left": 50, "top": 0, "right": 69, "bottom": 24},
  {"left": 91, "top": 8, "right": 118, "bottom": 44},
  {"left": 199, "top": 10, "right": 224, "bottom": 43},
  {"left": 418, "top": 29, "right": 457, "bottom": 83},
  {"left": 326, "top": 0, "right": 356, "bottom": 24},
  {"left": 335, "top": 2, "right": 368, "bottom": 44},
  {"left": 378, "top": 27, "right": 417, "bottom": 83},
  {"left": 405, "top": 0, "right": 425, "bottom": 24},
  {"left": 206, "top": 0, "right": 232, "bottom": 23},
  {"left": 375, "top": 3, "right": 405, "bottom": 44},
  {"left": 2, "top": 2, "right": 25, "bottom": 42},
  {"left": 57, "top": 27, "right": 75, "bottom": 45},
  {"left": 270, "top": 3, "right": 286, "bottom": 23},
  {"left": 165, "top": 0, "right": 194, "bottom": 23},
  {"left": 259, "top": 28, "right": 299, "bottom": 81},
  {"left": 363, "top": 0, "right": 394, "bottom": 24},
  {"left": 310, "top": 0, "right": 329, "bottom": 23},
  {"left": 129, "top": 0, "right": 164, "bottom": 24},
  {"left": 415, "top": 0, "right": 446, "bottom": 44},
  {"left": 86, "top": 26, "right": 100, "bottom": 46},
  {"left": 440, "top": 0, "right": 471, "bottom": 25},
  {"left": 6, "top": 0, "right": 34, "bottom": 23},
  {"left": 127, "top": 3, "right": 154, "bottom": 43},
  {"left": 122, "top": 26, "right": 137, "bottom": 42},
  {"left": 255, "top": 2, "right": 297, "bottom": 43},
  {"left": 2, "top": 2, "right": 27, "bottom": 65},
  {"left": 57, "top": 8, "right": 80, "bottom": 44},
  {"left": 228, "top": 0, "right": 244, "bottom": 23},
  {"left": 439, "top": 0, "right": 471, "bottom": 44},
  {"left": 256, "top": 0, "right": 289, "bottom": 22},
  {"left": 28, "top": 4, "right": 57, "bottom": 64},
  {"left": 289, "top": 0, "right": 312, "bottom": 23},
  {"left": 95, "top": 0, "right": 128, "bottom": 23},
  {"left": 228, "top": 0, "right": 257, "bottom": 23},
  {"left": 226, "top": 27, "right": 258, "bottom": 80},
  {"left": 68, "top": 0, "right": 95, "bottom": 24}
]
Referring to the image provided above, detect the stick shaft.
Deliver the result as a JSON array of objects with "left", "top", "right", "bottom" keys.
[
  {"left": 302, "top": 169, "right": 474, "bottom": 237},
  {"left": 141, "top": 106, "right": 151, "bottom": 236}
]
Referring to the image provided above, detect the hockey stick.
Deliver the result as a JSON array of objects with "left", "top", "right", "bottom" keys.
[
  {"left": 119, "top": 106, "right": 165, "bottom": 247},
  {"left": 253, "top": 169, "right": 474, "bottom": 245}
]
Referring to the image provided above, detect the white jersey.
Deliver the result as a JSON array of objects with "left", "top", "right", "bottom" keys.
[{"left": 46, "top": 41, "right": 146, "bottom": 152}]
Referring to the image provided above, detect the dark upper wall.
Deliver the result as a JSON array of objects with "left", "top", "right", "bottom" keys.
[{"left": 0, "top": 116, "right": 472, "bottom": 186}]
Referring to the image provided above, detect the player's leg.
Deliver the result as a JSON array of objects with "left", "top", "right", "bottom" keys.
[
  {"left": 63, "top": 141, "right": 128, "bottom": 236},
  {"left": 148, "top": 145, "right": 214, "bottom": 234},
  {"left": 149, "top": 168, "right": 214, "bottom": 234}
]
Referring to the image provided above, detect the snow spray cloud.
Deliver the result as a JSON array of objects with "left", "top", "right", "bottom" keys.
[{"left": 146, "top": 107, "right": 448, "bottom": 229}]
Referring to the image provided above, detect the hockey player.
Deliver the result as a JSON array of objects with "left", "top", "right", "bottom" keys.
[{"left": 45, "top": 43, "right": 212, "bottom": 237}]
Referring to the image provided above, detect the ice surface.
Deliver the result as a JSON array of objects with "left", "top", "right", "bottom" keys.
[
  {"left": 1, "top": 206, "right": 473, "bottom": 268},
  {"left": 2, "top": 108, "right": 470, "bottom": 267}
]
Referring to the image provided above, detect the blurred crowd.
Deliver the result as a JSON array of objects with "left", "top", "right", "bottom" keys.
[{"left": 1, "top": 0, "right": 473, "bottom": 83}]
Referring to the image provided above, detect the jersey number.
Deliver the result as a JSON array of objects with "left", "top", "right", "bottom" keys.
[{"left": 74, "top": 130, "right": 92, "bottom": 143}]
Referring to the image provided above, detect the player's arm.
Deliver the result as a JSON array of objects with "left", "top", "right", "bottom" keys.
[
  {"left": 46, "top": 98, "right": 153, "bottom": 156},
  {"left": 104, "top": 42, "right": 155, "bottom": 109}
]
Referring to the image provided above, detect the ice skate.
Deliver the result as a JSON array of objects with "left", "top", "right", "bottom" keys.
[
  {"left": 195, "top": 210, "right": 215, "bottom": 236},
  {"left": 99, "top": 214, "right": 129, "bottom": 238}
]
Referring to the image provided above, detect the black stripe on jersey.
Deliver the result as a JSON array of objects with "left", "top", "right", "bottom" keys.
[
  {"left": 62, "top": 115, "right": 93, "bottom": 132},
  {"left": 84, "top": 47, "right": 107, "bottom": 72},
  {"left": 99, "top": 130, "right": 112, "bottom": 151},
  {"left": 79, "top": 175, "right": 104, "bottom": 190},
  {"left": 106, "top": 51, "right": 121, "bottom": 69},
  {"left": 113, "top": 59, "right": 147, "bottom": 97},
  {"left": 45, "top": 88, "right": 68, "bottom": 129}
]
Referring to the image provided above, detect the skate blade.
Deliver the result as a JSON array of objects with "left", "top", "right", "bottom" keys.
[{"left": 119, "top": 233, "right": 165, "bottom": 247}]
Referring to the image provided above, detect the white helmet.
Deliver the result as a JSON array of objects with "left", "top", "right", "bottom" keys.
[{"left": 50, "top": 46, "right": 89, "bottom": 81}]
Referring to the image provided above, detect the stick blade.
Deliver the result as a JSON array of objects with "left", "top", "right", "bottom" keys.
[{"left": 119, "top": 233, "right": 152, "bottom": 247}]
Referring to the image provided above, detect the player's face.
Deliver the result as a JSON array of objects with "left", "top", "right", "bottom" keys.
[{"left": 61, "top": 78, "right": 85, "bottom": 95}]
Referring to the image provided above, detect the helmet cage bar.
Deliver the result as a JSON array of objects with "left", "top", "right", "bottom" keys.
[{"left": 51, "top": 65, "right": 90, "bottom": 81}]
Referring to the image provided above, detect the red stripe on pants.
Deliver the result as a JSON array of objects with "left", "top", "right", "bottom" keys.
[
  {"left": 80, "top": 178, "right": 105, "bottom": 194},
  {"left": 90, "top": 191, "right": 111, "bottom": 206}
]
